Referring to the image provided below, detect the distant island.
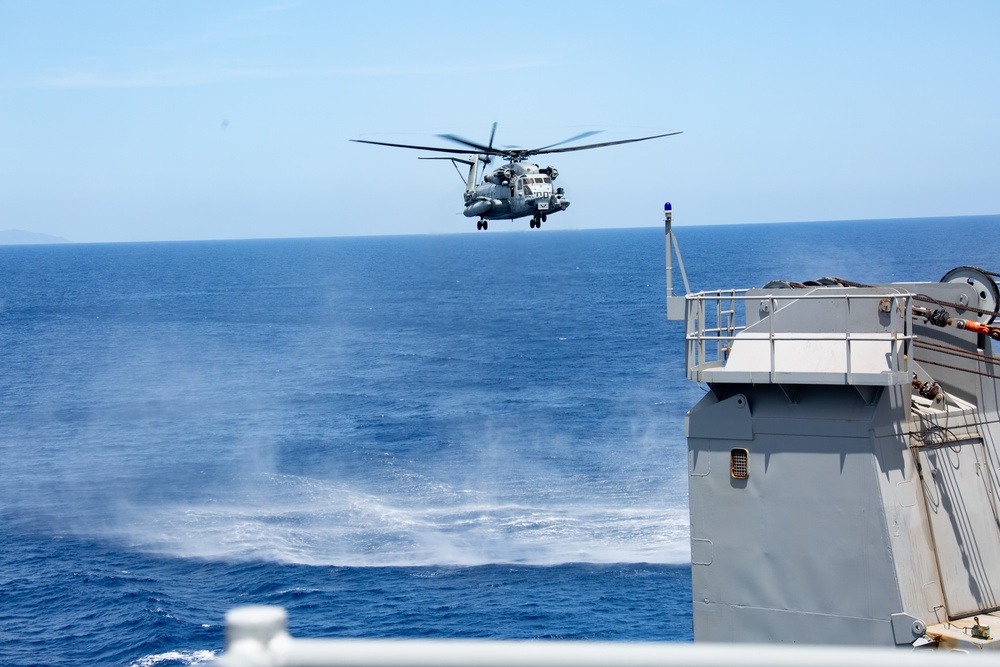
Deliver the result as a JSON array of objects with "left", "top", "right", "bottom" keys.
[{"left": 0, "top": 229, "right": 70, "bottom": 245}]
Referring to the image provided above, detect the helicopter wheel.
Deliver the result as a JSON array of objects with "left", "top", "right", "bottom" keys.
[{"left": 482, "top": 220, "right": 488, "bottom": 231}]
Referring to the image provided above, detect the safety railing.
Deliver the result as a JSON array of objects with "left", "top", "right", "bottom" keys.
[{"left": 685, "top": 288, "right": 915, "bottom": 386}]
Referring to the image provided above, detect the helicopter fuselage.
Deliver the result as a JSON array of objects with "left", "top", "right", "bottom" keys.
[{"left": 463, "top": 162, "right": 569, "bottom": 224}]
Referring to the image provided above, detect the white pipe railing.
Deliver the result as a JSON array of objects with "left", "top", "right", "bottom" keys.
[{"left": 685, "top": 289, "right": 914, "bottom": 384}]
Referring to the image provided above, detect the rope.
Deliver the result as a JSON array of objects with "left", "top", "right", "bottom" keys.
[
  {"left": 914, "top": 293, "right": 1000, "bottom": 319},
  {"left": 913, "top": 339, "right": 1000, "bottom": 366},
  {"left": 914, "top": 356, "right": 1000, "bottom": 379}
]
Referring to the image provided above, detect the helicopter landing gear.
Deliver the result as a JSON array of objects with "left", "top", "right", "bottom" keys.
[
  {"left": 477, "top": 219, "right": 488, "bottom": 231},
  {"left": 530, "top": 215, "right": 544, "bottom": 229}
]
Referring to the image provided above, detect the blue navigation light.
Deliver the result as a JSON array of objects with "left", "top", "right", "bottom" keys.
[{"left": 664, "top": 202, "right": 672, "bottom": 211}]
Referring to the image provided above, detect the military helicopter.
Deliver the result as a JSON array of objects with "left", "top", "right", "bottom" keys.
[{"left": 351, "top": 124, "right": 680, "bottom": 230}]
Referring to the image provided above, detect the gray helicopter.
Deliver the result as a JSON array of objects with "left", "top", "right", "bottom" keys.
[{"left": 351, "top": 124, "right": 680, "bottom": 230}]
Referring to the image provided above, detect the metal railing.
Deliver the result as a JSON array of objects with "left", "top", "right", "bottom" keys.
[
  {"left": 685, "top": 289, "right": 915, "bottom": 385},
  {"left": 685, "top": 289, "right": 746, "bottom": 375}
]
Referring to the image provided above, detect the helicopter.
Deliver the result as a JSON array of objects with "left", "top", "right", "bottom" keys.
[{"left": 351, "top": 124, "right": 680, "bottom": 230}]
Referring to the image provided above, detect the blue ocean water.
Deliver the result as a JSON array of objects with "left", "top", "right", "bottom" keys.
[{"left": 1, "top": 216, "right": 998, "bottom": 666}]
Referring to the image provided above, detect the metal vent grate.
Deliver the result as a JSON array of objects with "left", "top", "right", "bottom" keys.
[{"left": 731, "top": 448, "right": 749, "bottom": 479}]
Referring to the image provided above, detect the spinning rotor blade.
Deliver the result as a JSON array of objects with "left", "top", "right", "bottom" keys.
[
  {"left": 481, "top": 122, "right": 498, "bottom": 171},
  {"left": 435, "top": 133, "right": 506, "bottom": 157},
  {"left": 531, "top": 130, "right": 604, "bottom": 153},
  {"left": 486, "top": 122, "right": 497, "bottom": 151},
  {"left": 530, "top": 131, "right": 682, "bottom": 155},
  {"left": 353, "top": 127, "right": 681, "bottom": 163},
  {"left": 350, "top": 138, "right": 478, "bottom": 155}
]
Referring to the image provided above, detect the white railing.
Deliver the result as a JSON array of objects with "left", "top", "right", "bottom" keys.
[
  {"left": 215, "top": 606, "right": 995, "bottom": 667},
  {"left": 685, "top": 288, "right": 747, "bottom": 376}
]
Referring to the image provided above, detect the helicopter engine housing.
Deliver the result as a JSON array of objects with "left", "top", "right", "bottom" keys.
[{"left": 483, "top": 168, "right": 512, "bottom": 185}]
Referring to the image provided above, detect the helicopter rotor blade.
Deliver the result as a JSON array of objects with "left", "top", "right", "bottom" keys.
[
  {"left": 350, "top": 139, "right": 479, "bottom": 155},
  {"left": 435, "top": 133, "right": 507, "bottom": 156},
  {"left": 482, "top": 122, "right": 499, "bottom": 175},
  {"left": 530, "top": 130, "right": 604, "bottom": 153},
  {"left": 530, "top": 131, "right": 682, "bottom": 155},
  {"left": 486, "top": 122, "right": 497, "bottom": 152},
  {"left": 353, "top": 128, "right": 681, "bottom": 164}
]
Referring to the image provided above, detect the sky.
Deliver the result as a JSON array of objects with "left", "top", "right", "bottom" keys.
[{"left": 0, "top": 0, "right": 998, "bottom": 243}]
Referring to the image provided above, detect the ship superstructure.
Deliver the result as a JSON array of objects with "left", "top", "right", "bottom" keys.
[{"left": 680, "top": 247, "right": 1000, "bottom": 649}]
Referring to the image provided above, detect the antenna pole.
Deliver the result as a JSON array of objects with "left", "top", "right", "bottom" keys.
[
  {"left": 665, "top": 202, "right": 674, "bottom": 300},
  {"left": 665, "top": 202, "right": 690, "bottom": 321}
]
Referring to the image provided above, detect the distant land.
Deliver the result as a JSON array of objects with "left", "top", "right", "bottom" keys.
[{"left": 0, "top": 229, "right": 70, "bottom": 245}]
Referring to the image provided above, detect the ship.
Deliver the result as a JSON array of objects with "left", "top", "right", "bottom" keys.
[
  {"left": 669, "top": 205, "right": 1000, "bottom": 650},
  {"left": 216, "top": 205, "right": 998, "bottom": 664}
]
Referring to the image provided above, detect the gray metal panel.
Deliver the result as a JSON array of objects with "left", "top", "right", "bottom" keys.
[
  {"left": 868, "top": 393, "right": 948, "bottom": 626},
  {"left": 686, "top": 394, "right": 752, "bottom": 441},
  {"left": 688, "top": 386, "right": 903, "bottom": 644},
  {"left": 916, "top": 440, "right": 1000, "bottom": 617},
  {"left": 692, "top": 603, "right": 896, "bottom": 645},
  {"left": 732, "top": 606, "right": 895, "bottom": 646}
]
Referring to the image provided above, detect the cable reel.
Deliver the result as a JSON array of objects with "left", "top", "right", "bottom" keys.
[{"left": 940, "top": 266, "right": 999, "bottom": 325}]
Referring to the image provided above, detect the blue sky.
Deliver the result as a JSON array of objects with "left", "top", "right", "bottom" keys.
[{"left": 1, "top": 1, "right": 997, "bottom": 242}]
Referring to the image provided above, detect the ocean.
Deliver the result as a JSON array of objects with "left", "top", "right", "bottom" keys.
[{"left": 2, "top": 216, "right": 998, "bottom": 666}]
